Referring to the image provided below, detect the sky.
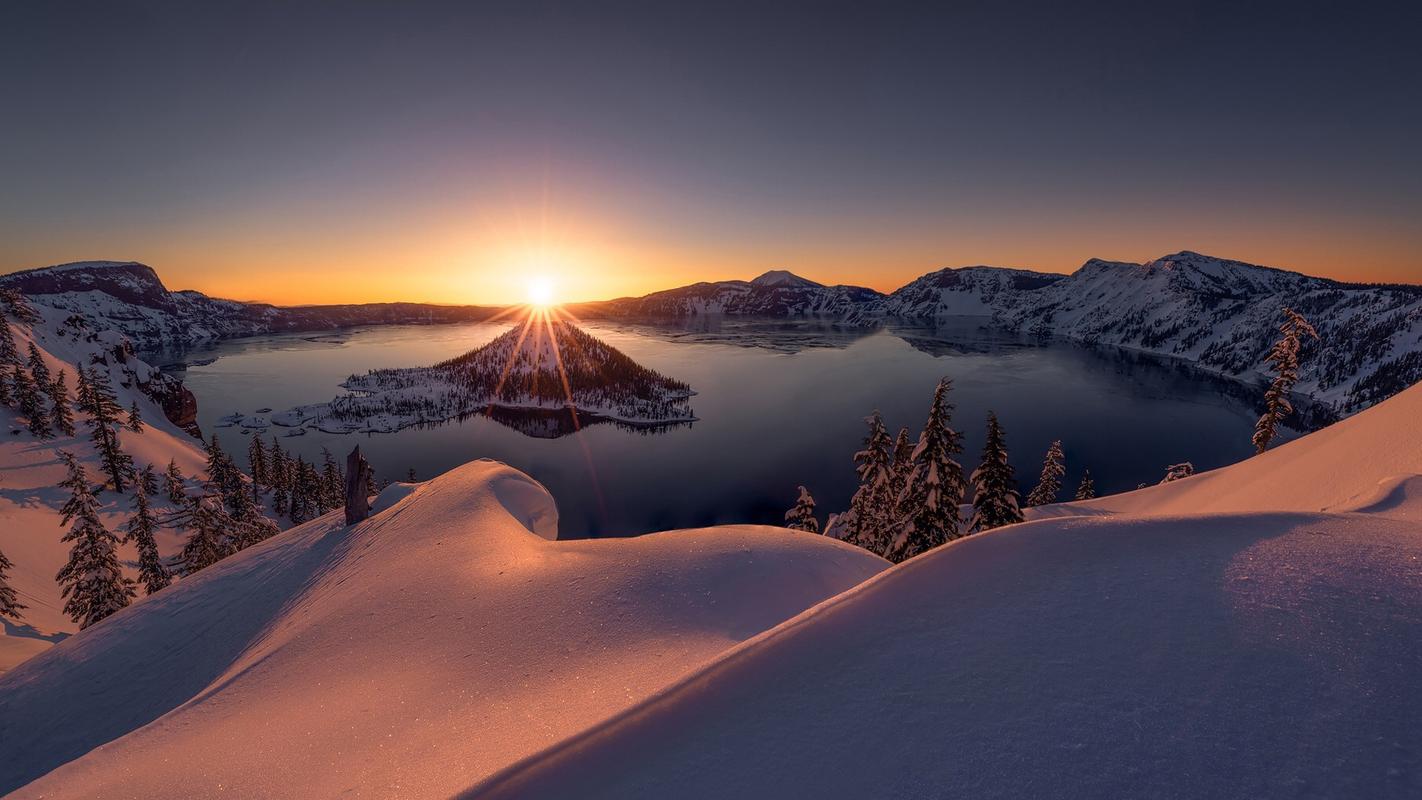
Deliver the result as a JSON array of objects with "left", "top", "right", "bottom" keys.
[{"left": 2, "top": 0, "right": 1420, "bottom": 305}]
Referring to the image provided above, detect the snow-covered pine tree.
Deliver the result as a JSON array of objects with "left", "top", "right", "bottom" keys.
[
  {"left": 176, "top": 495, "right": 235, "bottom": 575},
  {"left": 48, "top": 371, "right": 75, "bottom": 436},
  {"left": 889, "top": 426, "right": 914, "bottom": 496},
  {"left": 289, "top": 456, "right": 312, "bottom": 523},
  {"left": 123, "top": 468, "right": 172, "bottom": 595},
  {"left": 842, "top": 410, "right": 895, "bottom": 550},
  {"left": 269, "top": 438, "right": 290, "bottom": 516},
  {"left": 0, "top": 547, "right": 26, "bottom": 621},
  {"left": 247, "top": 435, "right": 268, "bottom": 487},
  {"left": 1074, "top": 469, "right": 1096, "bottom": 500},
  {"left": 888, "top": 378, "right": 967, "bottom": 562},
  {"left": 0, "top": 365, "right": 10, "bottom": 406},
  {"left": 77, "top": 365, "right": 135, "bottom": 492},
  {"left": 0, "top": 317, "right": 19, "bottom": 368},
  {"left": 320, "top": 448, "right": 344, "bottom": 511},
  {"left": 1253, "top": 307, "right": 1320, "bottom": 454},
  {"left": 1024, "top": 439, "right": 1065, "bottom": 507},
  {"left": 26, "top": 343, "right": 52, "bottom": 396},
  {"left": 969, "top": 412, "right": 1023, "bottom": 532},
  {"left": 0, "top": 288, "right": 40, "bottom": 326},
  {"left": 784, "top": 486, "right": 820, "bottom": 533},
  {"left": 13, "top": 363, "right": 51, "bottom": 439},
  {"left": 164, "top": 459, "right": 188, "bottom": 504},
  {"left": 1161, "top": 462, "right": 1195, "bottom": 483},
  {"left": 55, "top": 451, "right": 135, "bottom": 629},
  {"left": 126, "top": 400, "right": 143, "bottom": 432}
]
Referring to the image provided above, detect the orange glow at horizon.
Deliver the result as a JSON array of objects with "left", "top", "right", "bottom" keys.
[{"left": 5, "top": 198, "right": 1419, "bottom": 306}]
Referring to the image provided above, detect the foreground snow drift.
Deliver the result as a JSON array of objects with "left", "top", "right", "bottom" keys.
[
  {"left": 470, "top": 510, "right": 1422, "bottom": 799},
  {"left": 0, "top": 461, "right": 886, "bottom": 797},
  {"left": 466, "top": 384, "right": 1422, "bottom": 799}
]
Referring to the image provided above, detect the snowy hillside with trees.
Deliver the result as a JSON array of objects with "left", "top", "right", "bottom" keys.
[
  {"left": 273, "top": 314, "right": 696, "bottom": 435},
  {"left": 0, "top": 296, "right": 354, "bottom": 672}
]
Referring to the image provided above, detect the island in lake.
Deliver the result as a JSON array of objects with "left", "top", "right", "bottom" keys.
[{"left": 271, "top": 315, "right": 696, "bottom": 437}]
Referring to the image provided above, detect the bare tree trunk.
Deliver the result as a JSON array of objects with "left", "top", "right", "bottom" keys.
[{"left": 345, "top": 446, "right": 370, "bottom": 525}]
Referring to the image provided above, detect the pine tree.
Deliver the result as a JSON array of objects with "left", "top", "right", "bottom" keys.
[
  {"left": 889, "top": 378, "right": 967, "bottom": 562},
  {"left": 0, "top": 547, "right": 26, "bottom": 621},
  {"left": 13, "top": 363, "right": 51, "bottom": 438},
  {"left": 55, "top": 452, "right": 135, "bottom": 629},
  {"left": 289, "top": 456, "right": 312, "bottom": 523},
  {"left": 0, "top": 364, "right": 10, "bottom": 407},
  {"left": 77, "top": 365, "right": 134, "bottom": 492},
  {"left": 320, "top": 448, "right": 344, "bottom": 511},
  {"left": 26, "top": 343, "right": 52, "bottom": 396},
  {"left": 0, "top": 318, "right": 19, "bottom": 369},
  {"left": 123, "top": 469, "right": 172, "bottom": 595},
  {"left": 164, "top": 459, "right": 188, "bottom": 504},
  {"left": 126, "top": 400, "right": 144, "bottom": 432},
  {"left": 0, "top": 288, "right": 40, "bottom": 326},
  {"left": 784, "top": 486, "right": 820, "bottom": 533},
  {"left": 1024, "top": 440, "right": 1066, "bottom": 507},
  {"left": 969, "top": 412, "right": 1023, "bottom": 533},
  {"left": 247, "top": 435, "right": 268, "bottom": 487},
  {"left": 406, "top": 468, "right": 417, "bottom": 482},
  {"left": 48, "top": 372, "right": 75, "bottom": 436},
  {"left": 269, "top": 438, "right": 290, "bottom": 516},
  {"left": 1161, "top": 462, "right": 1195, "bottom": 483},
  {"left": 1074, "top": 469, "right": 1096, "bottom": 500},
  {"left": 1253, "top": 308, "right": 1320, "bottom": 454},
  {"left": 843, "top": 410, "right": 895, "bottom": 551},
  {"left": 176, "top": 496, "right": 235, "bottom": 575}
]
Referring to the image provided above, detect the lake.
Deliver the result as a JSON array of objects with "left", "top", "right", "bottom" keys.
[{"left": 145, "top": 317, "right": 1280, "bottom": 538}]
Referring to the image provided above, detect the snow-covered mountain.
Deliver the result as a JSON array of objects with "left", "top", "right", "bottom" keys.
[
  {"left": 582, "top": 270, "right": 883, "bottom": 318},
  {"left": 0, "top": 261, "right": 502, "bottom": 348},
  {"left": 272, "top": 314, "right": 696, "bottom": 436},
  {"left": 586, "top": 252, "right": 1422, "bottom": 414}
]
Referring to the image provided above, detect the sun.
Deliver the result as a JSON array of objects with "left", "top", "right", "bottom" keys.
[{"left": 527, "top": 276, "right": 556, "bottom": 308}]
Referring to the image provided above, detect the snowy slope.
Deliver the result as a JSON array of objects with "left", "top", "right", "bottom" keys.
[
  {"left": 466, "top": 384, "right": 1422, "bottom": 800},
  {"left": 0, "top": 311, "right": 210, "bottom": 672},
  {"left": 0, "top": 461, "right": 887, "bottom": 797}
]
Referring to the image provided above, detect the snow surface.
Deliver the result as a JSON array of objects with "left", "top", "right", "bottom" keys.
[
  {"left": 0, "top": 461, "right": 886, "bottom": 797},
  {"left": 465, "top": 383, "right": 1422, "bottom": 799}
]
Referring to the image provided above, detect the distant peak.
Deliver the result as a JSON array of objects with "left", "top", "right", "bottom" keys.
[{"left": 750, "top": 270, "right": 822, "bottom": 289}]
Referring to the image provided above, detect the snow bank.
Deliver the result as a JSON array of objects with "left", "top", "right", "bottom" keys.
[
  {"left": 466, "top": 382, "right": 1422, "bottom": 799},
  {"left": 0, "top": 460, "right": 886, "bottom": 797}
]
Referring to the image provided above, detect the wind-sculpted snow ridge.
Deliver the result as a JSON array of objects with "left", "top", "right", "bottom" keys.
[
  {"left": 466, "top": 382, "right": 1422, "bottom": 800},
  {"left": 0, "top": 460, "right": 887, "bottom": 798},
  {"left": 275, "top": 316, "right": 697, "bottom": 436}
]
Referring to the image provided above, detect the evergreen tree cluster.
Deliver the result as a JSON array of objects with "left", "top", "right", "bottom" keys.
[
  {"left": 246, "top": 438, "right": 360, "bottom": 524},
  {"left": 811, "top": 379, "right": 1100, "bottom": 563}
]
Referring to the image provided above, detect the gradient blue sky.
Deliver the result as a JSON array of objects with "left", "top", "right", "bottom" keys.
[{"left": 2, "top": 0, "right": 1419, "bottom": 303}]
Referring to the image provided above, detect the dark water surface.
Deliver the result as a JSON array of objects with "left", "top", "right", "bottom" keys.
[{"left": 147, "top": 317, "right": 1278, "bottom": 538}]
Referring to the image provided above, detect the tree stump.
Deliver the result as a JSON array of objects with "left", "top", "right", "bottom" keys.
[{"left": 345, "top": 446, "right": 371, "bottom": 525}]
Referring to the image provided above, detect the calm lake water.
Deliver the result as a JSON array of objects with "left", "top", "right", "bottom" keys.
[{"left": 146, "top": 317, "right": 1279, "bottom": 538}]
